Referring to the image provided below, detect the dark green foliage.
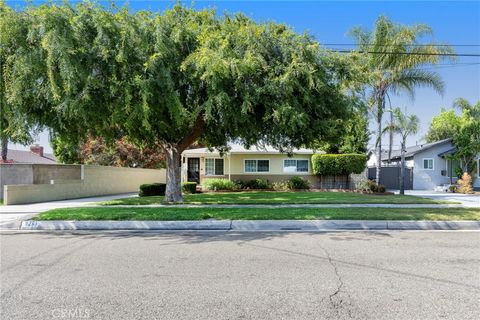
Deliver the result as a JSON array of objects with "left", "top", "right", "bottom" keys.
[
  {"left": 181, "top": 182, "right": 197, "bottom": 194},
  {"left": 202, "top": 179, "right": 239, "bottom": 191},
  {"left": 287, "top": 176, "right": 310, "bottom": 190},
  {"left": 367, "top": 180, "right": 386, "bottom": 193},
  {"left": 0, "top": 1, "right": 352, "bottom": 201},
  {"left": 254, "top": 178, "right": 271, "bottom": 190},
  {"left": 139, "top": 183, "right": 166, "bottom": 197},
  {"left": 312, "top": 154, "right": 367, "bottom": 176},
  {"left": 239, "top": 178, "right": 271, "bottom": 189}
]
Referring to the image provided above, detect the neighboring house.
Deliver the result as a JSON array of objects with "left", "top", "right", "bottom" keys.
[
  {"left": 181, "top": 144, "right": 321, "bottom": 186},
  {"left": 2, "top": 145, "right": 56, "bottom": 164},
  {"left": 373, "top": 138, "right": 465, "bottom": 190}
]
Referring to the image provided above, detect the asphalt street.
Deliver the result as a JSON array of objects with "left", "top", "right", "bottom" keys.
[{"left": 1, "top": 231, "right": 479, "bottom": 320}]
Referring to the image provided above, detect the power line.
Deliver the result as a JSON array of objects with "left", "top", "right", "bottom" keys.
[
  {"left": 329, "top": 50, "right": 480, "bottom": 57},
  {"left": 321, "top": 43, "right": 480, "bottom": 47}
]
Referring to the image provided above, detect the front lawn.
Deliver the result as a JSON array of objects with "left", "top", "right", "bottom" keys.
[
  {"left": 34, "top": 207, "right": 480, "bottom": 221},
  {"left": 101, "top": 191, "right": 453, "bottom": 205}
]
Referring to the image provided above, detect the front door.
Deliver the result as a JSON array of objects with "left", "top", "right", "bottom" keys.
[{"left": 187, "top": 158, "right": 200, "bottom": 183}]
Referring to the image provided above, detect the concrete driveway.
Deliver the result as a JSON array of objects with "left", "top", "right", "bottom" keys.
[
  {"left": 0, "top": 193, "right": 137, "bottom": 228},
  {"left": 403, "top": 190, "right": 480, "bottom": 207},
  {"left": 1, "top": 231, "right": 479, "bottom": 320}
]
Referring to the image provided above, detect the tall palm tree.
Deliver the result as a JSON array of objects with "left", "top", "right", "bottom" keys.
[
  {"left": 386, "top": 107, "right": 419, "bottom": 195},
  {"left": 452, "top": 98, "right": 480, "bottom": 118},
  {"left": 350, "top": 16, "right": 453, "bottom": 183}
]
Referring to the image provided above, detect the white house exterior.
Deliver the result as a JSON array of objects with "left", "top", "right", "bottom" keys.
[
  {"left": 373, "top": 138, "right": 479, "bottom": 190},
  {"left": 474, "top": 155, "right": 480, "bottom": 191}
]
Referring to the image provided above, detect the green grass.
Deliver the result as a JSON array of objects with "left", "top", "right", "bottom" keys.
[
  {"left": 34, "top": 207, "right": 480, "bottom": 221},
  {"left": 101, "top": 191, "right": 453, "bottom": 205}
]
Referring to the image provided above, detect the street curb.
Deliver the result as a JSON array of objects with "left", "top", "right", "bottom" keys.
[
  {"left": 20, "top": 220, "right": 231, "bottom": 231},
  {"left": 19, "top": 220, "right": 480, "bottom": 231}
]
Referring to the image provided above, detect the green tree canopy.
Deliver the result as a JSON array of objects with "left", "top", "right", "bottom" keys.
[
  {"left": 425, "top": 108, "right": 462, "bottom": 142},
  {"left": 2, "top": 2, "right": 351, "bottom": 201},
  {"left": 0, "top": 2, "right": 38, "bottom": 160},
  {"left": 426, "top": 99, "right": 480, "bottom": 174}
]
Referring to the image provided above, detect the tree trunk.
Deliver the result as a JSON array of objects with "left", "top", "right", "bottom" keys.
[
  {"left": 388, "top": 111, "right": 393, "bottom": 164},
  {"left": 375, "top": 114, "right": 382, "bottom": 184},
  {"left": 375, "top": 95, "right": 385, "bottom": 184},
  {"left": 399, "top": 138, "right": 406, "bottom": 195},
  {"left": 1, "top": 137, "right": 7, "bottom": 162},
  {"left": 164, "top": 146, "right": 183, "bottom": 202}
]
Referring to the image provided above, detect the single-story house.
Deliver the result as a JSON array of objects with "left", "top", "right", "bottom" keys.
[
  {"left": 181, "top": 144, "right": 322, "bottom": 186},
  {"left": 373, "top": 138, "right": 479, "bottom": 190},
  {"left": 1, "top": 145, "right": 56, "bottom": 164}
]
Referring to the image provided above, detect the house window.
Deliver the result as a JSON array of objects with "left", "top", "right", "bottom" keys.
[
  {"left": 446, "top": 159, "right": 460, "bottom": 178},
  {"left": 423, "top": 158, "right": 434, "bottom": 170},
  {"left": 283, "top": 159, "right": 309, "bottom": 173},
  {"left": 244, "top": 160, "right": 270, "bottom": 173},
  {"left": 205, "top": 158, "right": 224, "bottom": 175}
]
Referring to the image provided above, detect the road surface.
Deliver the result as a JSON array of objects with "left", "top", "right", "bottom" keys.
[{"left": 1, "top": 231, "right": 479, "bottom": 319}]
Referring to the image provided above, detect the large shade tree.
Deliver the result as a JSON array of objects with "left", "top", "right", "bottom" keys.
[
  {"left": 350, "top": 16, "right": 453, "bottom": 182},
  {"left": 3, "top": 2, "right": 350, "bottom": 201},
  {"left": 0, "top": 2, "right": 37, "bottom": 161}
]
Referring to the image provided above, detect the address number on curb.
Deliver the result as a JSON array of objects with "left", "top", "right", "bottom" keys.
[{"left": 23, "top": 220, "right": 40, "bottom": 229}]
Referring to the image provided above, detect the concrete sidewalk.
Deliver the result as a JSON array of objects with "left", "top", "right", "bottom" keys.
[
  {"left": 17, "top": 219, "right": 480, "bottom": 231},
  {"left": 96, "top": 203, "right": 470, "bottom": 208}
]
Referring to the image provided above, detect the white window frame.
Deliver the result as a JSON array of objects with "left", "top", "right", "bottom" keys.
[
  {"left": 422, "top": 158, "right": 434, "bottom": 170},
  {"left": 243, "top": 159, "right": 270, "bottom": 173},
  {"left": 283, "top": 159, "right": 309, "bottom": 173},
  {"left": 205, "top": 158, "right": 224, "bottom": 176}
]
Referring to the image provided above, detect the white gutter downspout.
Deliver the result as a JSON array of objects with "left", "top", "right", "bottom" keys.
[
  {"left": 228, "top": 152, "right": 231, "bottom": 181},
  {"left": 180, "top": 154, "right": 184, "bottom": 183}
]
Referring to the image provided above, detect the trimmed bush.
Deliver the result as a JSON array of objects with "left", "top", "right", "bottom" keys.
[
  {"left": 366, "top": 180, "right": 386, "bottom": 193},
  {"left": 287, "top": 176, "right": 310, "bottom": 190},
  {"left": 272, "top": 181, "right": 289, "bottom": 191},
  {"left": 139, "top": 183, "right": 166, "bottom": 197},
  {"left": 182, "top": 182, "right": 197, "bottom": 194},
  {"left": 235, "top": 178, "right": 271, "bottom": 189},
  {"left": 311, "top": 154, "right": 368, "bottom": 176},
  {"left": 202, "top": 178, "right": 239, "bottom": 191}
]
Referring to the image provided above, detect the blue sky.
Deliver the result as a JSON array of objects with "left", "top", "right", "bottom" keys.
[{"left": 7, "top": 0, "right": 480, "bottom": 153}]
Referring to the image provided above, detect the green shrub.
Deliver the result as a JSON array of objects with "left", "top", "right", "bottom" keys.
[
  {"left": 366, "top": 180, "right": 386, "bottom": 193},
  {"left": 311, "top": 154, "right": 368, "bottom": 176},
  {"left": 254, "top": 178, "right": 271, "bottom": 189},
  {"left": 354, "top": 177, "right": 370, "bottom": 192},
  {"left": 287, "top": 176, "right": 310, "bottom": 190},
  {"left": 272, "top": 181, "right": 289, "bottom": 191},
  {"left": 236, "top": 178, "right": 271, "bottom": 189},
  {"left": 202, "top": 178, "right": 239, "bottom": 191},
  {"left": 139, "top": 183, "right": 166, "bottom": 197},
  {"left": 182, "top": 182, "right": 197, "bottom": 194}
]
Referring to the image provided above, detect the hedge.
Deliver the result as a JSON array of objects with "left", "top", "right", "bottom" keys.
[
  {"left": 182, "top": 182, "right": 197, "bottom": 194},
  {"left": 311, "top": 154, "right": 367, "bottom": 176},
  {"left": 139, "top": 183, "right": 166, "bottom": 197},
  {"left": 202, "top": 178, "right": 239, "bottom": 191}
]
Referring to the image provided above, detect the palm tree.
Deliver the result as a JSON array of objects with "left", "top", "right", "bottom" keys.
[
  {"left": 350, "top": 16, "right": 453, "bottom": 183},
  {"left": 385, "top": 107, "right": 419, "bottom": 195},
  {"left": 452, "top": 98, "right": 480, "bottom": 118}
]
